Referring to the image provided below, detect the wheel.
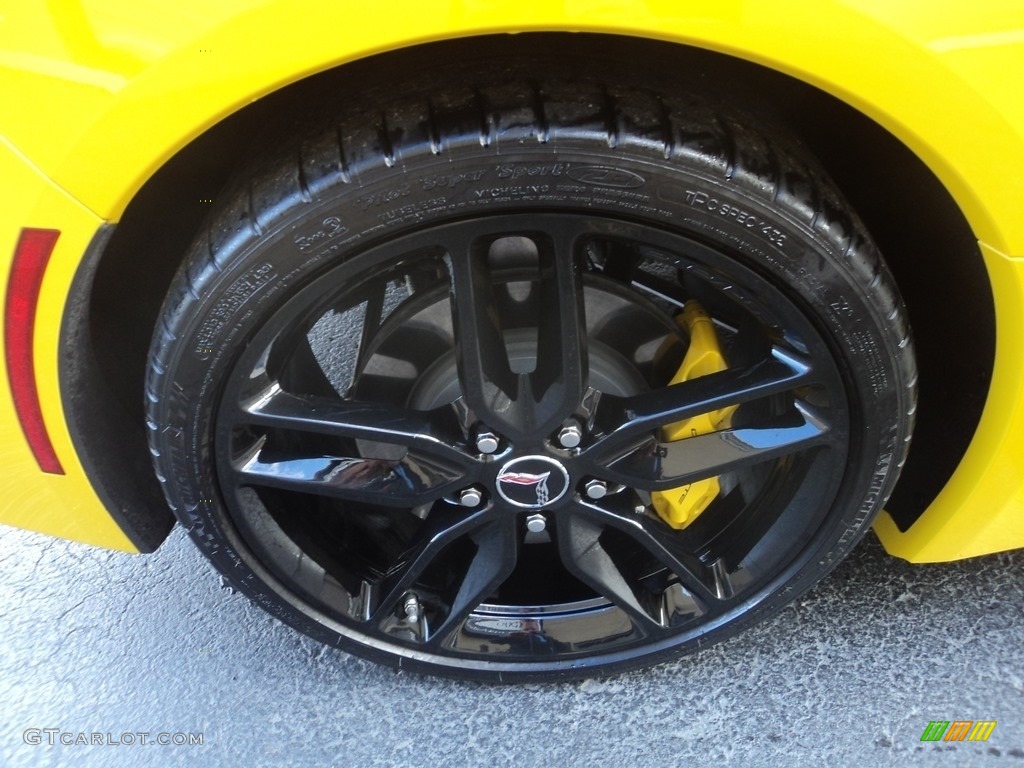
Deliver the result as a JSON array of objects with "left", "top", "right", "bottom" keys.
[{"left": 146, "top": 72, "right": 915, "bottom": 681}]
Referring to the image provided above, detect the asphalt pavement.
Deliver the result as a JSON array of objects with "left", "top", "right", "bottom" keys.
[{"left": 1, "top": 523, "right": 1022, "bottom": 768}]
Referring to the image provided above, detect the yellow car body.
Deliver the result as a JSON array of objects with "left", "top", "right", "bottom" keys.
[{"left": 1, "top": 0, "right": 1022, "bottom": 562}]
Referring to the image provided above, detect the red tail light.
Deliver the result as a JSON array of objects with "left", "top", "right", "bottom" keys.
[{"left": 4, "top": 228, "right": 64, "bottom": 474}]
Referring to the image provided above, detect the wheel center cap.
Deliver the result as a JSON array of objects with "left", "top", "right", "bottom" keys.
[{"left": 495, "top": 455, "right": 571, "bottom": 509}]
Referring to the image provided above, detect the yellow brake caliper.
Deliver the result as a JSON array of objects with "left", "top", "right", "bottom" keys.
[{"left": 650, "top": 302, "right": 736, "bottom": 529}]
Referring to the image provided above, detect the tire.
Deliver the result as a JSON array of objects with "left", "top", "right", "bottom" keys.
[{"left": 146, "top": 72, "right": 915, "bottom": 682}]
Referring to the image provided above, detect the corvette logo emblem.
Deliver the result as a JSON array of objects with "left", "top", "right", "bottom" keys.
[
  {"left": 494, "top": 457, "right": 570, "bottom": 509},
  {"left": 497, "top": 471, "right": 551, "bottom": 505}
]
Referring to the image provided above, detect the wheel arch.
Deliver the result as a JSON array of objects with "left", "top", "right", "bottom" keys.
[{"left": 62, "top": 32, "right": 997, "bottom": 554}]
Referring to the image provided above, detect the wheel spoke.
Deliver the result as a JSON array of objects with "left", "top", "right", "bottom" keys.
[
  {"left": 444, "top": 237, "right": 519, "bottom": 430},
  {"left": 368, "top": 505, "right": 495, "bottom": 623},
  {"left": 554, "top": 512, "right": 668, "bottom": 632},
  {"left": 233, "top": 443, "right": 465, "bottom": 507},
  {"left": 529, "top": 227, "right": 588, "bottom": 431},
  {"left": 444, "top": 219, "right": 590, "bottom": 437},
  {"left": 600, "top": 405, "right": 831, "bottom": 491},
  {"left": 428, "top": 515, "right": 520, "bottom": 648},
  {"left": 565, "top": 497, "right": 724, "bottom": 606},
  {"left": 584, "top": 348, "right": 812, "bottom": 458},
  {"left": 353, "top": 275, "right": 387, "bottom": 375},
  {"left": 238, "top": 388, "right": 472, "bottom": 467},
  {"left": 368, "top": 508, "right": 519, "bottom": 647}
]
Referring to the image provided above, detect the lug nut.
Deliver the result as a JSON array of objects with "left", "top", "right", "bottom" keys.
[
  {"left": 557, "top": 421, "right": 583, "bottom": 449},
  {"left": 458, "top": 487, "right": 483, "bottom": 507},
  {"left": 526, "top": 514, "right": 547, "bottom": 534},
  {"left": 584, "top": 479, "right": 608, "bottom": 499},
  {"left": 475, "top": 431, "right": 500, "bottom": 454}
]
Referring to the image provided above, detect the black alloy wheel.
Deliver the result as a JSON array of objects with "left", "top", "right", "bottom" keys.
[{"left": 146, "top": 71, "right": 916, "bottom": 681}]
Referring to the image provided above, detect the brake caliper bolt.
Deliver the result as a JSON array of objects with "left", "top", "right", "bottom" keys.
[
  {"left": 557, "top": 420, "right": 583, "bottom": 449},
  {"left": 459, "top": 487, "right": 483, "bottom": 507},
  {"left": 584, "top": 479, "right": 608, "bottom": 499},
  {"left": 475, "top": 431, "right": 500, "bottom": 454},
  {"left": 526, "top": 514, "right": 547, "bottom": 534},
  {"left": 403, "top": 593, "right": 422, "bottom": 623}
]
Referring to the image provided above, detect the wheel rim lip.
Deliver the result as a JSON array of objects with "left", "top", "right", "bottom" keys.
[{"left": 209, "top": 210, "right": 854, "bottom": 670}]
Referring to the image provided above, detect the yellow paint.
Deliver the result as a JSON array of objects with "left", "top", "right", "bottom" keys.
[
  {"left": 874, "top": 242, "right": 1024, "bottom": 562},
  {"left": 0, "top": 1, "right": 1020, "bottom": 252},
  {"left": 0, "top": 1, "right": 1020, "bottom": 556},
  {"left": 651, "top": 303, "right": 735, "bottom": 529},
  {"left": 0, "top": 138, "right": 136, "bottom": 552}
]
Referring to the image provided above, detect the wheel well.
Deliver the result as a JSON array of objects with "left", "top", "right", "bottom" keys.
[{"left": 68, "top": 33, "right": 993, "bottom": 550}]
